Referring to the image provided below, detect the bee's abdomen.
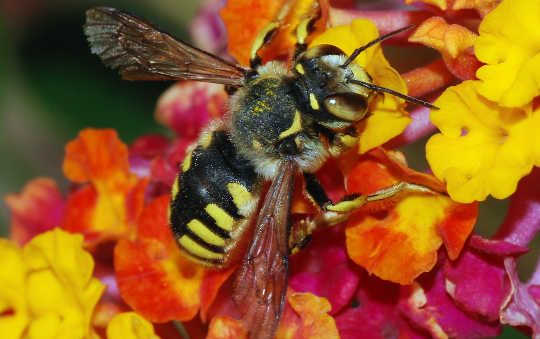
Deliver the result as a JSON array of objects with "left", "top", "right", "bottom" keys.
[{"left": 169, "top": 130, "right": 261, "bottom": 266}]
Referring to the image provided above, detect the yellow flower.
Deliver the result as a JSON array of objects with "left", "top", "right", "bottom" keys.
[
  {"left": 310, "top": 19, "right": 411, "bottom": 153},
  {"left": 0, "top": 229, "right": 105, "bottom": 339},
  {"left": 475, "top": 0, "right": 540, "bottom": 107},
  {"left": 426, "top": 80, "right": 540, "bottom": 202},
  {"left": 106, "top": 312, "right": 159, "bottom": 339},
  {"left": 0, "top": 240, "right": 28, "bottom": 339}
]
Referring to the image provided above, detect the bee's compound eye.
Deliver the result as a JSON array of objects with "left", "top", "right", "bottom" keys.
[{"left": 323, "top": 93, "right": 368, "bottom": 121}]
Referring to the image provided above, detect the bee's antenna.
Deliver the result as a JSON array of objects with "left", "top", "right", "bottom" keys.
[
  {"left": 341, "top": 25, "right": 415, "bottom": 68},
  {"left": 349, "top": 79, "right": 439, "bottom": 109}
]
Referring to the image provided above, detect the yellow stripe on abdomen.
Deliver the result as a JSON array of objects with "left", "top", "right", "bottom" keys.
[
  {"left": 227, "top": 182, "right": 256, "bottom": 217},
  {"left": 171, "top": 176, "right": 180, "bottom": 199},
  {"left": 182, "top": 151, "right": 193, "bottom": 172},
  {"left": 186, "top": 219, "right": 226, "bottom": 247},
  {"left": 205, "top": 204, "right": 234, "bottom": 232},
  {"left": 178, "top": 235, "right": 224, "bottom": 260}
]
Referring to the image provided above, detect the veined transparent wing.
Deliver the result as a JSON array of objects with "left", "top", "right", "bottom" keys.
[
  {"left": 84, "top": 7, "right": 247, "bottom": 86},
  {"left": 233, "top": 159, "right": 296, "bottom": 339}
]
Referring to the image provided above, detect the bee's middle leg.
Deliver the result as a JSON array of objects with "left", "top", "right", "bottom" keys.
[{"left": 288, "top": 173, "right": 435, "bottom": 254}]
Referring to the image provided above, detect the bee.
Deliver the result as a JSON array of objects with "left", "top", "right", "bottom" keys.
[{"left": 84, "top": 6, "right": 437, "bottom": 339}]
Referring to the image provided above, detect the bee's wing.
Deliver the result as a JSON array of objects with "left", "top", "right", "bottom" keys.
[
  {"left": 233, "top": 159, "right": 297, "bottom": 339},
  {"left": 84, "top": 7, "right": 247, "bottom": 86}
]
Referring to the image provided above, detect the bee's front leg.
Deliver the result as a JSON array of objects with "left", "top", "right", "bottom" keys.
[{"left": 250, "top": 2, "right": 321, "bottom": 69}]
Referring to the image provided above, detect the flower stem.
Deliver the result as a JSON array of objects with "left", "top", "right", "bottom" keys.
[{"left": 402, "top": 59, "right": 455, "bottom": 97}]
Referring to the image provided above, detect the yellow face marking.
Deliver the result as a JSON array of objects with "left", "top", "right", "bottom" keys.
[
  {"left": 309, "top": 93, "right": 320, "bottom": 110},
  {"left": 250, "top": 21, "right": 279, "bottom": 60},
  {"left": 171, "top": 176, "right": 180, "bottom": 199},
  {"left": 182, "top": 151, "right": 192, "bottom": 172},
  {"left": 295, "top": 64, "right": 305, "bottom": 75},
  {"left": 200, "top": 131, "right": 213, "bottom": 148},
  {"left": 279, "top": 110, "right": 303, "bottom": 140},
  {"left": 227, "top": 182, "right": 252, "bottom": 215},
  {"left": 205, "top": 204, "right": 234, "bottom": 232},
  {"left": 187, "top": 219, "right": 225, "bottom": 247},
  {"left": 179, "top": 235, "right": 224, "bottom": 260}
]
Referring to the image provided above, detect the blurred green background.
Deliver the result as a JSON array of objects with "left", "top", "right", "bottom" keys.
[
  {"left": 0, "top": 0, "right": 200, "bottom": 235},
  {"left": 0, "top": 1, "right": 533, "bottom": 337}
]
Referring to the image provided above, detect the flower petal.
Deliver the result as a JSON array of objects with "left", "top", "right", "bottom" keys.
[
  {"left": 63, "top": 129, "right": 133, "bottom": 184},
  {"left": 114, "top": 195, "right": 232, "bottom": 323},
  {"left": 150, "top": 139, "right": 196, "bottom": 187},
  {"left": 0, "top": 239, "right": 28, "bottom": 339},
  {"left": 200, "top": 267, "right": 236, "bottom": 323},
  {"left": 220, "top": 0, "right": 328, "bottom": 66},
  {"left": 5, "top": 178, "right": 64, "bottom": 245},
  {"left": 400, "top": 264, "right": 501, "bottom": 339},
  {"left": 346, "top": 197, "right": 440, "bottom": 285},
  {"left": 115, "top": 238, "right": 204, "bottom": 323},
  {"left": 23, "top": 229, "right": 106, "bottom": 339},
  {"left": 61, "top": 129, "right": 148, "bottom": 246},
  {"left": 62, "top": 178, "right": 148, "bottom": 246},
  {"left": 409, "top": 16, "right": 480, "bottom": 80},
  {"left": 190, "top": 0, "right": 229, "bottom": 55},
  {"left": 114, "top": 196, "right": 205, "bottom": 322},
  {"left": 276, "top": 291, "right": 339, "bottom": 339},
  {"left": 335, "top": 273, "right": 426, "bottom": 339},
  {"left": 289, "top": 226, "right": 360, "bottom": 315},
  {"left": 155, "top": 81, "right": 227, "bottom": 138},
  {"left": 444, "top": 240, "right": 510, "bottom": 321},
  {"left": 475, "top": 0, "right": 540, "bottom": 107},
  {"left": 426, "top": 80, "right": 540, "bottom": 202},
  {"left": 438, "top": 202, "right": 478, "bottom": 260},
  {"left": 106, "top": 312, "right": 159, "bottom": 339},
  {"left": 405, "top": 0, "right": 447, "bottom": 11},
  {"left": 451, "top": 0, "right": 499, "bottom": 17},
  {"left": 500, "top": 258, "right": 540, "bottom": 338},
  {"left": 289, "top": 292, "right": 339, "bottom": 339},
  {"left": 345, "top": 151, "right": 476, "bottom": 284},
  {"left": 207, "top": 316, "right": 247, "bottom": 339}
]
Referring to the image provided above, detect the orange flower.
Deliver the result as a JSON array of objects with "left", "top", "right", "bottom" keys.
[
  {"left": 61, "top": 129, "right": 148, "bottom": 247},
  {"left": 5, "top": 178, "right": 64, "bottom": 245},
  {"left": 114, "top": 195, "right": 234, "bottom": 323},
  {"left": 206, "top": 292, "right": 340, "bottom": 339},
  {"left": 344, "top": 149, "right": 477, "bottom": 284},
  {"left": 406, "top": 0, "right": 498, "bottom": 15},
  {"left": 409, "top": 16, "right": 481, "bottom": 80},
  {"left": 278, "top": 292, "right": 340, "bottom": 339},
  {"left": 220, "top": 0, "right": 329, "bottom": 66}
]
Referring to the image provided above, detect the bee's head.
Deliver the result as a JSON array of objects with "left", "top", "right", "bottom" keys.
[{"left": 293, "top": 44, "right": 374, "bottom": 131}]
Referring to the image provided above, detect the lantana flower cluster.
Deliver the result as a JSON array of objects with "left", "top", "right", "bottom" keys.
[{"left": 3, "top": 0, "right": 540, "bottom": 338}]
